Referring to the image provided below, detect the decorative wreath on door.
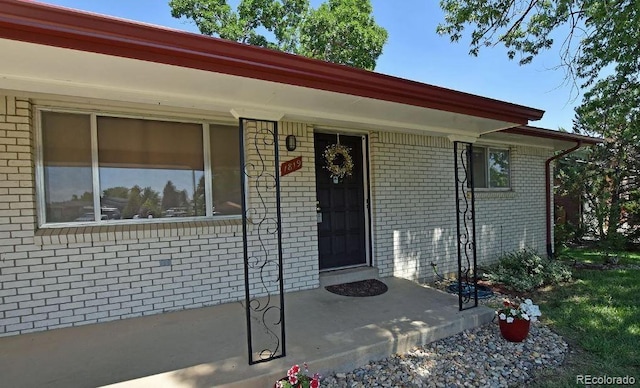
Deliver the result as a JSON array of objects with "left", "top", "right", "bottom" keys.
[{"left": 324, "top": 141, "right": 354, "bottom": 180}]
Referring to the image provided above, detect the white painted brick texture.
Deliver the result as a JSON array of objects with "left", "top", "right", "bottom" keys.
[
  {"left": 0, "top": 95, "right": 317, "bottom": 336},
  {"left": 370, "top": 132, "right": 550, "bottom": 282}
]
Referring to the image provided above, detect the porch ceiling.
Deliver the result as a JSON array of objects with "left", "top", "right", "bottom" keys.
[{"left": 0, "top": 38, "right": 517, "bottom": 137}]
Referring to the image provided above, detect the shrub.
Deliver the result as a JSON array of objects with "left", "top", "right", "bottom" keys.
[
  {"left": 554, "top": 221, "right": 586, "bottom": 251},
  {"left": 484, "top": 247, "right": 572, "bottom": 292}
]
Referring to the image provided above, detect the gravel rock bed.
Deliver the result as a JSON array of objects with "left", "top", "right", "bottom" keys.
[
  {"left": 322, "top": 283, "right": 567, "bottom": 387},
  {"left": 322, "top": 322, "right": 568, "bottom": 387}
]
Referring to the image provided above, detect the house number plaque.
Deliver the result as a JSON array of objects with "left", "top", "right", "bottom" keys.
[{"left": 280, "top": 156, "right": 302, "bottom": 177}]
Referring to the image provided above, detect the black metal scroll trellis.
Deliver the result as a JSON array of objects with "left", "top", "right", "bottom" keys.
[
  {"left": 239, "top": 118, "right": 286, "bottom": 365},
  {"left": 453, "top": 141, "right": 478, "bottom": 311}
]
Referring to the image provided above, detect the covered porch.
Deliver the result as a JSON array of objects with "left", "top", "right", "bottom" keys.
[{"left": 0, "top": 277, "right": 493, "bottom": 387}]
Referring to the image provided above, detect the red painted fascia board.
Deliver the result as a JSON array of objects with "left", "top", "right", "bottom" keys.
[
  {"left": 0, "top": 0, "right": 544, "bottom": 124},
  {"left": 503, "top": 126, "right": 602, "bottom": 145}
]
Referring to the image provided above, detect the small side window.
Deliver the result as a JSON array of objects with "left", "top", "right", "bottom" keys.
[{"left": 470, "top": 146, "right": 510, "bottom": 189}]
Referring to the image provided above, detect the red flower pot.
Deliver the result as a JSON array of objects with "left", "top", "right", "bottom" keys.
[{"left": 499, "top": 318, "right": 531, "bottom": 342}]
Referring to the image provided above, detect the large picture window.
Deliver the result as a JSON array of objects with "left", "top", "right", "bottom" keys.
[
  {"left": 38, "top": 110, "right": 241, "bottom": 225},
  {"left": 471, "top": 146, "right": 511, "bottom": 189}
]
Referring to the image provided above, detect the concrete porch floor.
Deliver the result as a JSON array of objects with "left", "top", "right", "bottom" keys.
[{"left": 0, "top": 277, "right": 494, "bottom": 388}]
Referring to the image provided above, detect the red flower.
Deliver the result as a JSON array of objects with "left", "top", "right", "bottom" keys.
[
  {"left": 282, "top": 363, "right": 320, "bottom": 387},
  {"left": 288, "top": 365, "right": 300, "bottom": 377}
]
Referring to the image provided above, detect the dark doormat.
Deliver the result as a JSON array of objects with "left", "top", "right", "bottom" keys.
[{"left": 325, "top": 279, "right": 388, "bottom": 297}]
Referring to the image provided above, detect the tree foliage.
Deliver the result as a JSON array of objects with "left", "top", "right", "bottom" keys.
[
  {"left": 193, "top": 176, "right": 206, "bottom": 216},
  {"left": 298, "top": 0, "right": 387, "bottom": 70},
  {"left": 161, "top": 180, "right": 180, "bottom": 210},
  {"left": 102, "top": 186, "right": 130, "bottom": 199},
  {"left": 571, "top": 76, "right": 640, "bottom": 241},
  {"left": 437, "top": 0, "right": 640, "bottom": 88},
  {"left": 169, "top": 0, "right": 387, "bottom": 70}
]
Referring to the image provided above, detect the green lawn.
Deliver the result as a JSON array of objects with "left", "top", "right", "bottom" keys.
[
  {"left": 557, "top": 246, "right": 640, "bottom": 266},
  {"left": 531, "top": 248, "right": 640, "bottom": 387}
]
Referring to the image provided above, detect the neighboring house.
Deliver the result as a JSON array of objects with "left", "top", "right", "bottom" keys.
[{"left": 0, "top": 0, "right": 599, "bottom": 337}]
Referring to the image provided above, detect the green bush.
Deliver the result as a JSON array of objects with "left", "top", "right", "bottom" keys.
[
  {"left": 484, "top": 247, "right": 572, "bottom": 292},
  {"left": 554, "top": 221, "right": 585, "bottom": 251}
]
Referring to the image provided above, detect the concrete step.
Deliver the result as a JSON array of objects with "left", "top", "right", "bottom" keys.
[
  {"left": 319, "top": 266, "right": 380, "bottom": 287},
  {"left": 106, "top": 279, "right": 495, "bottom": 388},
  {"left": 227, "top": 301, "right": 494, "bottom": 387}
]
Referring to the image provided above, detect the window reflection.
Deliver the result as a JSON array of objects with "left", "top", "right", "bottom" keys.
[
  {"left": 469, "top": 146, "right": 510, "bottom": 189},
  {"left": 489, "top": 149, "right": 510, "bottom": 188},
  {"left": 98, "top": 168, "right": 205, "bottom": 219},
  {"left": 471, "top": 147, "right": 487, "bottom": 188},
  {"left": 39, "top": 111, "right": 241, "bottom": 224},
  {"left": 97, "top": 117, "right": 205, "bottom": 220},
  {"left": 41, "top": 112, "right": 93, "bottom": 223},
  {"left": 210, "top": 124, "right": 242, "bottom": 215}
]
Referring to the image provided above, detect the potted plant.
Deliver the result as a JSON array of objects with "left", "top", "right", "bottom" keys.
[
  {"left": 275, "top": 363, "right": 321, "bottom": 388},
  {"left": 496, "top": 298, "right": 542, "bottom": 342}
]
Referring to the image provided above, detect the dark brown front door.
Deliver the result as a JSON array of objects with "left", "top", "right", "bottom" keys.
[{"left": 314, "top": 133, "right": 367, "bottom": 270}]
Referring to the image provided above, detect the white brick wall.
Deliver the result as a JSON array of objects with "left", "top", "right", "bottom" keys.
[
  {"left": 0, "top": 96, "right": 318, "bottom": 336},
  {"left": 370, "top": 132, "right": 551, "bottom": 282},
  {"left": 0, "top": 93, "right": 551, "bottom": 337},
  {"left": 474, "top": 146, "right": 549, "bottom": 262},
  {"left": 278, "top": 122, "right": 319, "bottom": 291}
]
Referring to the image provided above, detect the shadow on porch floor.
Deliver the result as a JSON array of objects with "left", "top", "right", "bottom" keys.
[{"left": 0, "top": 277, "right": 493, "bottom": 387}]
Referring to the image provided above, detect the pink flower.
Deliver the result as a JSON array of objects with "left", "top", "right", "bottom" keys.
[
  {"left": 283, "top": 363, "right": 320, "bottom": 387},
  {"left": 288, "top": 365, "right": 300, "bottom": 377}
]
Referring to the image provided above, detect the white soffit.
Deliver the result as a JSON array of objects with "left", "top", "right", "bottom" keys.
[
  {"left": 479, "top": 131, "right": 580, "bottom": 150},
  {"left": 0, "top": 38, "right": 518, "bottom": 136}
]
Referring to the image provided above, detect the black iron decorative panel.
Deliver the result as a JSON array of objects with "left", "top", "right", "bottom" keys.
[
  {"left": 453, "top": 141, "right": 478, "bottom": 311},
  {"left": 239, "top": 118, "right": 286, "bottom": 364}
]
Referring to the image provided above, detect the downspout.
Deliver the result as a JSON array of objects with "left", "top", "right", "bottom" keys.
[{"left": 545, "top": 141, "right": 582, "bottom": 258}]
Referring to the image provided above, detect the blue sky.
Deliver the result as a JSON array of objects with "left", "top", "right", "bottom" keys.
[{"left": 42, "top": 0, "right": 580, "bottom": 130}]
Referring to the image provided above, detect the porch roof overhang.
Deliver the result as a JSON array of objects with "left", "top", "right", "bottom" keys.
[
  {"left": 0, "top": 0, "right": 545, "bottom": 138},
  {"left": 483, "top": 126, "right": 603, "bottom": 151}
]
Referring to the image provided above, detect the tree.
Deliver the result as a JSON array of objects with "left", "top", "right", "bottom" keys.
[
  {"left": 169, "top": 0, "right": 388, "bottom": 70},
  {"left": 123, "top": 185, "right": 142, "bottom": 219},
  {"left": 102, "top": 186, "right": 130, "bottom": 199},
  {"left": 161, "top": 180, "right": 180, "bottom": 211},
  {"left": 437, "top": 0, "right": 640, "bottom": 88},
  {"left": 299, "top": 0, "right": 387, "bottom": 70},
  {"left": 140, "top": 187, "right": 161, "bottom": 217},
  {"left": 193, "top": 176, "right": 206, "bottom": 216},
  {"left": 573, "top": 77, "right": 640, "bottom": 241},
  {"left": 79, "top": 191, "right": 93, "bottom": 202}
]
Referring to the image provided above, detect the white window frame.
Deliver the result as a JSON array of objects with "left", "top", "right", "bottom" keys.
[
  {"left": 472, "top": 146, "right": 511, "bottom": 190},
  {"left": 35, "top": 107, "right": 243, "bottom": 227}
]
